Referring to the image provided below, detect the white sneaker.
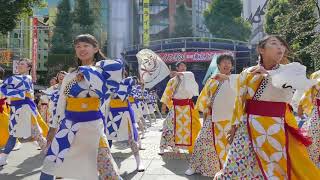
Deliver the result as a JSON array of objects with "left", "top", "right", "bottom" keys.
[
  {"left": 137, "top": 164, "right": 145, "bottom": 172},
  {"left": 0, "top": 154, "right": 8, "bottom": 166},
  {"left": 185, "top": 168, "right": 195, "bottom": 176},
  {"left": 12, "top": 141, "right": 22, "bottom": 151}
]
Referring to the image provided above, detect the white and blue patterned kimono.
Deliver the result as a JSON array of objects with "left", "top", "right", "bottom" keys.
[
  {"left": 149, "top": 92, "right": 158, "bottom": 111},
  {"left": 130, "top": 85, "right": 144, "bottom": 121},
  {"left": 147, "top": 91, "right": 155, "bottom": 113},
  {"left": 141, "top": 89, "right": 151, "bottom": 115},
  {"left": 106, "top": 77, "right": 139, "bottom": 142},
  {"left": 42, "top": 60, "right": 122, "bottom": 180},
  {"left": 41, "top": 85, "right": 61, "bottom": 128},
  {"left": 132, "top": 85, "right": 144, "bottom": 113},
  {"left": 0, "top": 75, "right": 38, "bottom": 138}
]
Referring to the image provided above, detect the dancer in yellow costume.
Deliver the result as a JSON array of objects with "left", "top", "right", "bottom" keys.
[
  {"left": 186, "top": 54, "right": 236, "bottom": 177},
  {"left": 214, "top": 35, "right": 320, "bottom": 180},
  {"left": 0, "top": 97, "right": 9, "bottom": 147},
  {"left": 298, "top": 70, "right": 320, "bottom": 168},
  {"left": 0, "top": 67, "right": 9, "bottom": 147},
  {"left": 159, "top": 62, "right": 201, "bottom": 154}
]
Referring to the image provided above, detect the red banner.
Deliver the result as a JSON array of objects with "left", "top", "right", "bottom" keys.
[
  {"left": 157, "top": 51, "right": 233, "bottom": 63},
  {"left": 32, "top": 17, "right": 38, "bottom": 82}
]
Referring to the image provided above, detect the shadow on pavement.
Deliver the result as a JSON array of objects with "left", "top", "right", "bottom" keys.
[
  {"left": 112, "top": 141, "right": 132, "bottom": 151},
  {"left": 120, "top": 170, "right": 139, "bottom": 180},
  {"left": 0, "top": 153, "right": 43, "bottom": 179}
]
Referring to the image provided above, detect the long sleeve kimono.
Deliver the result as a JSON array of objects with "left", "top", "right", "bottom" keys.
[
  {"left": 215, "top": 66, "right": 320, "bottom": 180},
  {"left": 189, "top": 75, "right": 237, "bottom": 177},
  {"left": 146, "top": 91, "right": 155, "bottom": 113},
  {"left": 130, "top": 85, "right": 144, "bottom": 122},
  {"left": 160, "top": 72, "right": 201, "bottom": 153},
  {"left": 298, "top": 80, "right": 320, "bottom": 168},
  {"left": 0, "top": 75, "right": 48, "bottom": 139},
  {"left": 132, "top": 85, "right": 144, "bottom": 114},
  {"left": 41, "top": 84, "right": 61, "bottom": 128},
  {"left": 297, "top": 70, "right": 320, "bottom": 116},
  {"left": 42, "top": 60, "right": 122, "bottom": 180},
  {"left": 106, "top": 77, "right": 139, "bottom": 143}
]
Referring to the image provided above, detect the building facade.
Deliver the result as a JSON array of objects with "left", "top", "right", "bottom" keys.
[
  {"left": 48, "top": 0, "right": 108, "bottom": 48},
  {"left": 242, "top": 0, "right": 268, "bottom": 44},
  {"left": 1, "top": 0, "right": 108, "bottom": 78},
  {"left": 107, "top": 0, "right": 136, "bottom": 58},
  {"left": 131, "top": 0, "right": 212, "bottom": 43}
]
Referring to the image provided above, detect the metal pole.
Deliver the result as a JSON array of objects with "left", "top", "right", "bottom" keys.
[
  {"left": 233, "top": 41, "right": 237, "bottom": 73},
  {"left": 7, "top": 32, "right": 10, "bottom": 49},
  {"left": 20, "top": 20, "right": 24, "bottom": 58}
]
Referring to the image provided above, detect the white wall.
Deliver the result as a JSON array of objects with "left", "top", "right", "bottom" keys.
[{"left": 242, "top": 0, "right": 266, "bottom": 19}]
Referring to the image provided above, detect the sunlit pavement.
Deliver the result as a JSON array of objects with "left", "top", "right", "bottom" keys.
[{"left": 0, "top": 118, "right": 210, "bottom": 180}]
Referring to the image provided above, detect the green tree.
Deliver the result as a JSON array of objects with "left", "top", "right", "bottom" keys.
[
  {"left": 0, "top": 0, "right": 42, "bottom": 34},
  {"left": 307, "top": 33, "right": 320, "bottom": 71},
  {"left": 264, "top": 0, "right": 319, "bottom": 71},
  {"left": 73, "top": 0, "right": 95, "bottom": 35},
  {"left": 51, "top": 0, "right": 73, "bottom": 54},
  {"left": 171, "top": 4, "right": 193, "bottom": 38},
  {"left": 203, "top": 0, "right": 251, "bottom": 41},
  {"left": 264, "top": 0, "right": 290, "bottom": 34}
]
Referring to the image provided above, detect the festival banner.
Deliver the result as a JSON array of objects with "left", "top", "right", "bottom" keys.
[
  {"left": 136, "top": 49, "right": 170, "bottom": 89},
  {"left": 157, "top": 51, "right": 234, "bottom": 63},
  {"left": 143, "top": 0, "right": 150, "bottom": 47},
  {"left": 32, "top": 17, "right": 38, "bottom": 82}
]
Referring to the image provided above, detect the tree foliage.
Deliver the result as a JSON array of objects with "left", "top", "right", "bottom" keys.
[
  {"left": 0, "top": 0, "right": 42, "bottom": 34},
  {"left": 73, "top": 0, "right": 95, "bottom": 35},
  {"left": 171, "top": 4, "right": 193, "bottom": 38},
  {"left": 51, "top": 0, "right": 73, "bottom": 54},
  {"left": 264, "top": 0, "right": 290, "bottom": 34},
  {"left": 204, "top": 0, "right": 251, "bottom": 41},
  {"left": 264, "top": 0, "right": 319, "bottom": 72}
]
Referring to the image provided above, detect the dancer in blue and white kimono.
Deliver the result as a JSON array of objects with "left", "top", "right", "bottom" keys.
[
  {"left": 41, "top": 71, "right": 67, "bottom": 147},
  {"left": 147, "top": 90, "right": 158, "bottom": 122},
  {"left": 40, "top": 34, "right": 122, "bottom": 180},
  {"left": 132, "top": 83, "right": 147, "bottom": 132},
  {"left": 130, "top": 83, "right": 146, "bottom": 138},
  {"left": 38, "top": 76, "right": 59, "bottom": 124},
  {"left": 140, "top": 86, "right": 153, "bottom": 126},
  {"left": 0, "top": 58, "right": 48, "bottom": 166},
  {"left": 106, "top": 76, "right": 145, "bottom": 172}
]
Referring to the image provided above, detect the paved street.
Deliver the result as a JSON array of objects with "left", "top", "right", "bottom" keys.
[{"left": 0, "top": 118, "right": 211, "bottom": 180}]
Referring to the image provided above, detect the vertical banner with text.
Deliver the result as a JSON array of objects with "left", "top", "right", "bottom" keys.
[
  {"left": 32, "top": 17, "right": 38, "bottom": 82},
  {"left": 143, "top": 0, "right": 150, "bottom": 47}
]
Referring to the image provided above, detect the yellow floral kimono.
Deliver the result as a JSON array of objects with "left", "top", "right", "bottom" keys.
[
  {"left": 188, "top": 77, "right": 235, "bottom": 177},
  {"left": 160, "top": 76, "right": 201, "bottom": 153},
  {"left": 215, "top": 67, "right": 320, "bottom": 180},
  {"left": 299, "top": 73, "right": 320, "bottom": 167},
  {"left": 299, "top": 70, "right": 320, "bottom": 116}
]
